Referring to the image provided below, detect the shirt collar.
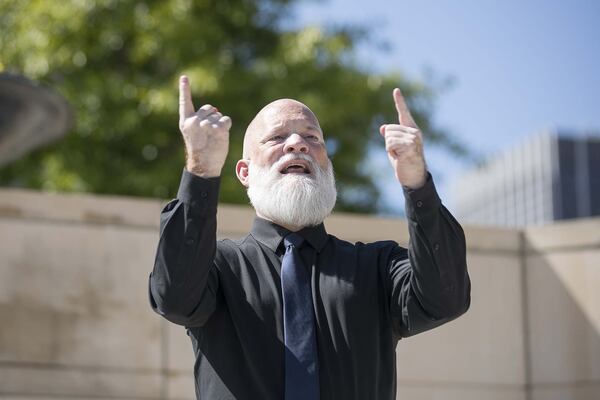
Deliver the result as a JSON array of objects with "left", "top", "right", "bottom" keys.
[{"left": 250, "top": 216, "right": 329, "bottom": 253}]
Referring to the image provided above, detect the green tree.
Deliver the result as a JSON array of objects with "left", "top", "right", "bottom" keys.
[{"left": 0, "top": 0, "right": 467, "bottom": 213}]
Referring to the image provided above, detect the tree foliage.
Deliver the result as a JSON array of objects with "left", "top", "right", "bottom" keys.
[{"left": 0, "top": 0, "right": 461, "bottom": 213}]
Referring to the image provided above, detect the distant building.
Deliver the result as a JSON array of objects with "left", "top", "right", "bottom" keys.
[{"left": 451, "top": 131, "right": 600, "bottom": 227}]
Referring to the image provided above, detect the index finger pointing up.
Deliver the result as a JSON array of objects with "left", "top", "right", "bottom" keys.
[
  {"left": 179, "top": 75, "right": 195, "bottom": 120},
  {"left": 393, "top": 87, "right": 417, "bottom": 128}
]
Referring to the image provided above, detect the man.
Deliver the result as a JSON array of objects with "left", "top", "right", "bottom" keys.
[{"left": 149, "top": 75, "right": 471, "bottom": 400}]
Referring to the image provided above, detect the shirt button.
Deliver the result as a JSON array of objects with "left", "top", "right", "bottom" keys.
[
  {"left": 200, "top": 191, "right": 208, "bottom": 198},
  {"left": 185, "top": 238, "right": 195, "bottom": 245},
  {"left": 434, "top": 243, "right": 440, "bottom": 251},
  {"left": 190, "top": 200, "right": 197, "bottom": 207},
  {"left": 416, "top": 200, "right": 423, "bottom": 208}
]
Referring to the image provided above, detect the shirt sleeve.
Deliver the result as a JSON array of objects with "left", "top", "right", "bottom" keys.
[
  {"left": 148, "top": 169, "right": 221, "bottom": 327},
  {"left": 388, "top": 172, "right": 471, "bottom": 337}
]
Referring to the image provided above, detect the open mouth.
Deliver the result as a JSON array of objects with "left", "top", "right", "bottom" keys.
[{"left": 279, "top": 161, "right": 311, "bottom": 174}]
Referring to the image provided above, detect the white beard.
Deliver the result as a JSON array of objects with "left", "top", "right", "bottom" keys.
[{"left": 247, "top": 153, "right": 337, "bottom": 229}]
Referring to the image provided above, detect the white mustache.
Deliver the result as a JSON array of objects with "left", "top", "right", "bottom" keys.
[{"left": 271, "top": 153, "right": 319, "bottom": 174}]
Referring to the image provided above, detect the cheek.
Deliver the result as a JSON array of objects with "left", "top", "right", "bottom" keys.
[
  {"left": 311, "top": 145, "right": 330, "bottom": 168},
  {"left": 259, "top": 145, "right": 284, "bottom": 166}
]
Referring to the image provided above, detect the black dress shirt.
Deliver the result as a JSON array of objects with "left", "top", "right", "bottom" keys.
[{"left": 149, "top": 169, "right": 471, "bottom": 400}]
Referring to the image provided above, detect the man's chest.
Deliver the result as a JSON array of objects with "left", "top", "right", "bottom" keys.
[{"left": 215, "top": 244, "right": 384, "bottom": 336}]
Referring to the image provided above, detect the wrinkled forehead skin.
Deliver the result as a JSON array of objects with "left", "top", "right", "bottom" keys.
[{"left": 243, "top": 99, "right": 323, "bottom": 159}]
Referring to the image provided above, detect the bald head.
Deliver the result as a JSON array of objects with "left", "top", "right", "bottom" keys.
[{"left": 243, "top": 99, "right": 322, "bottom": 159}]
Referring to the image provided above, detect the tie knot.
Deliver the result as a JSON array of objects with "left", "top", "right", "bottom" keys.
[{"left": 284, "top": 233, "right": 304, "bottom": 249}]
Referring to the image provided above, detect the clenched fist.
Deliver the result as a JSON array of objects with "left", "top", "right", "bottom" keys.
[
  {"left": 380, "top": 88, "right": 427, "bottom": 189},
  {"left": 179, "top": 75, "right": 232, "bottom": 177}
]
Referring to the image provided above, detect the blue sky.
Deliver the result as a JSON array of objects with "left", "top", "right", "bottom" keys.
[{"left": 291, "top": 0, "right": 600, "bottom": 214}]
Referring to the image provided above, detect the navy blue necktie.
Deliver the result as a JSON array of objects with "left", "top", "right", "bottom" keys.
[{"left": 281, "top": 233, "right": 320, "bottom": 400}]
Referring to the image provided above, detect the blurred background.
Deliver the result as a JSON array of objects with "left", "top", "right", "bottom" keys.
[
  {"left": 2, "top": 0, "right": 600, "bottom": 221},
  {"left": 1, "top": 1, "right": 599, "bottom": 399},
  {"left": 1, "top": 0, "right": 599, "bottom": 223}
]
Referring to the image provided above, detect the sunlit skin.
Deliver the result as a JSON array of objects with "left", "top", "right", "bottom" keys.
[
  {"left": 178, "top": 74, "right": 427, "bottom": 202},
  {"left": 231, "top": 100, "right": 333, "bottom": 231},
  {"left": 379, "top": 88, "right": 427, "bottom": 189},
  {"left": 235, "top": 99, "right": 330, "bottom": 188},
  {"left": 178, "top": 76, "right": 230, "bottom": 177}
]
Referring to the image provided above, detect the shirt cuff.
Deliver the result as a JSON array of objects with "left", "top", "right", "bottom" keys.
[
  {"left": 403, "top": 171, "right": 442, "bottom": 222},
  {"left": 176, "top": 168, "right": 221, "bottom": 209}
]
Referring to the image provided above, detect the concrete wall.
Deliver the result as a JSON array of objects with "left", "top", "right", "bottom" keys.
[{"left": 0, "top": 188, "right": 598, "bottom": 400}]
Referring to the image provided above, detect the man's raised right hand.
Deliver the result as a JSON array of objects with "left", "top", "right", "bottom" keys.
[{"left": 179, "top": 75, "right": 232, "bottom": 177}]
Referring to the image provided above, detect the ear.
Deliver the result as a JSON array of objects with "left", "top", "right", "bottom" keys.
[{"left": 236, "top": 159, "right": 250, "bottom": 188}]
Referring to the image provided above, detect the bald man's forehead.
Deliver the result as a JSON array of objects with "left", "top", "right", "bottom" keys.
[
  {"left": 262, "top": 106, "right": 320, "bottom": 130},
  {"left": 256, "top": 107, "right": 322, "bottom": 146},
  {"left": 262, "top": 100, "right": 319, "bottom": 124},
  {"left": 243, "top": 99, "right": 323, "bottom": 157}
]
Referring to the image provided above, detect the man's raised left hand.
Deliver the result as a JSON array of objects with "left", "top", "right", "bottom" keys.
[{"left": 379, "top": 88, "right": 428, "bottom": 189}]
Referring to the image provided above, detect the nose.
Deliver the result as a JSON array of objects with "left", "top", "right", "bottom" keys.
[{"left": 283, "top": 133, "right": 308, "bottom": 154}]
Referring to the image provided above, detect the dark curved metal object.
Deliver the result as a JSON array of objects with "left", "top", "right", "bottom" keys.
[{"left": 0, "top": 72, "right": 72, "bottom": 166}]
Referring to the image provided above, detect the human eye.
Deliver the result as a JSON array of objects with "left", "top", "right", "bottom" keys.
[{"left": 262, "top": 133, "right": 283, "bottom": 143}]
